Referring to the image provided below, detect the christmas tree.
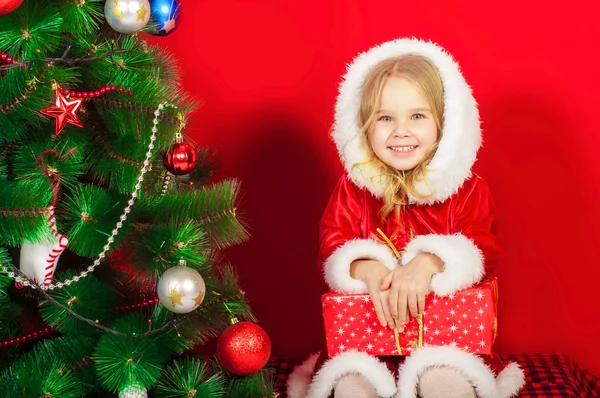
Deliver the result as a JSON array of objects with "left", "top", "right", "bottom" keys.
[{"left": 0, "top": 1, "right": 274, "bottom": 396}]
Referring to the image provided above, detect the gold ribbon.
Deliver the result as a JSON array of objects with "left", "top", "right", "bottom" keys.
[
  {"left": 376, "top": 228, "right": 423, "bottom": 355},
  {"left": 376, "top": 228, "right": 401, "bottom": 259}
]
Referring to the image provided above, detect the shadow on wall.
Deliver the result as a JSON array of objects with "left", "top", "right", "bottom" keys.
[
  {"left": 479, "top": 90, "right": 600, "bottom": 375},
  {"left": 224, "top": 105, "right": 337, "bottom": 360}
]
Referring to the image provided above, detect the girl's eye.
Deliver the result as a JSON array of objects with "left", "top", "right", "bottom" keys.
[
  {"left": 378, "top": 115, "right": 392, "bottom": 122},
  {"left": 411, "top": 113, "right": 425, "bottom": 120}
]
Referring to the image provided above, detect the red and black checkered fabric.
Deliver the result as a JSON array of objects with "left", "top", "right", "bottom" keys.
[{"left": 268, "top": 353, "right": 600, "bottom": 397}]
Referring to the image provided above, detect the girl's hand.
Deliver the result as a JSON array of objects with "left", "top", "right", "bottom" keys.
[
  {"left": 379, "top": 253, "right": 443, "bottom": 331},
  {"left": 350, "top": 259, "right": 397, "bottom": 329}
]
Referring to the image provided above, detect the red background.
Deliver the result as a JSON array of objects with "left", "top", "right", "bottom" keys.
[{"left": 147, "top": 0, "right": 600, "bottom": 376}]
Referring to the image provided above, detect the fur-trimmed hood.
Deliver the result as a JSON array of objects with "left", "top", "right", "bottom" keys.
[{"left": 332, "top": 38, "right": 481, "bottom": 205}]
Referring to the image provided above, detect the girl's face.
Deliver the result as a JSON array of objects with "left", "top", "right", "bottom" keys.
[{"left": 368, "top": 76, "right": 438, "bottom": 171}]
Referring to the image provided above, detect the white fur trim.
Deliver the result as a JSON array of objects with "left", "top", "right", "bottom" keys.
[
  {"left": 333, "top": 38, "right": 480, "bottom": 204},
  {"left": 397, "top": 346, "right": 524, "bottom": 398},
  {"left": 401, "top": 233, "right": 484, "bottom": 296},
  {"left": 324, "top": 239, "right": 399, "bottom": 293},
  {"left": 494, "top": 362, "right": 527, "bottom": 398},
  {"left": 287, "top": 354, "right": 319, "bottom": 398},
  {"left": 306, "top": 351, "right": 396, "bottom": 398}
]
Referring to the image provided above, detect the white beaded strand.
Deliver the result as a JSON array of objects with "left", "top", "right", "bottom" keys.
[{"left": 161, "top": 172, "right": 171, "bottom": 194}]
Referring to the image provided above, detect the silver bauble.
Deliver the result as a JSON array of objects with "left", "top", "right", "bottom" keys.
[
  {"left": 157, "top": 265, "right": 206, "bottom": 314},
  {"left": 105, "top": 0, "right": 151, "bottom": 34}
]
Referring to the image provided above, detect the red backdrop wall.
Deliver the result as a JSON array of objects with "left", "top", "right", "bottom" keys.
[{"left": 147, "top": 0, "right": 600, "bottom": 376}]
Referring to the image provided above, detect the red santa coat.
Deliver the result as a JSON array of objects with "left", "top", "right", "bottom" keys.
[
  {"left": 320, "top": 174, "right": 499, "bottom": 297},
  {"left": 287, "top": 38, "right": 525, "bottom": 398}
]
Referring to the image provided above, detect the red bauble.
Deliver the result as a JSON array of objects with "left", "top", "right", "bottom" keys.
[
  {"left": 163, "top": 142, "right": 198, "bottom": 175},
  {"left": 217, "top": 321, "right": 271, "bottom": 376},
  {"left": 0, "top": 0, "right": 23, "bottom": 15}
]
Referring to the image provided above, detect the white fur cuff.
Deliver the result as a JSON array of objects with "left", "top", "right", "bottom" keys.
[
  {"left": 401, "top": 234, "right": 484, "bottom": 296},
  {"left": 323, "top": 239, "right": 399, "bottom": 293},
  {"left": 398, "top": 346, "right": 525, "bottom": 398}
]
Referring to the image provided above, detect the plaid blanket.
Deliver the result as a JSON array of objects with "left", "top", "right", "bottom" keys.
[{"left": 268, "top": 353, "right": 600, "bottom": 397}]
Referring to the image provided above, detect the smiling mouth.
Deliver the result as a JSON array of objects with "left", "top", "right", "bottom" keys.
[{"left": 389, "top": 145, "right": 417, "bottom": 152}]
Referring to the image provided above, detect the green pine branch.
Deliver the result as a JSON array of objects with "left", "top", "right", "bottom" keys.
[
  {"left": 60, "top": 184, "right": 131, "bottom": 257},
  {"left": 153, "top": 358, "right": 226, "bottom": 398},
  {"left": 39, "top": 269, "right": 116, "bottom": 335},
  {"left": 94, "top": 313, "right": 169, "bottom": 394},
  {"left": 0, "top": 181, "right": 54, "bottom": 245}
]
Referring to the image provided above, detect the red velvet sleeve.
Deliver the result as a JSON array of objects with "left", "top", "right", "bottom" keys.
[
  {"left": 318, "top": 176, "right": 363, "bottom": 268},
  {"left": 452, "top": 176, "right": 500, "bottom": 277}
]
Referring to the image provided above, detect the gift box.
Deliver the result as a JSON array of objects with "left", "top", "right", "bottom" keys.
[{"left": 321, "top": 277, "right": 498, "bottom": 357}]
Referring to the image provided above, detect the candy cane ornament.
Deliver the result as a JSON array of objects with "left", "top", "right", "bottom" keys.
[{"left": 17, "top": 150, "right": 71, "bottom": 288}]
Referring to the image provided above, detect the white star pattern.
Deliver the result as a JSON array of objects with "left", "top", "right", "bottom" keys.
[{"left": 322, "top": 281, "right": 497, "bottom": 357}]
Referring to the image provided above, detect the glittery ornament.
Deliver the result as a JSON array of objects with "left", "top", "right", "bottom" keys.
[
  {"left": 157, "top": 265, "right": 205, "bottom": 314},
  {"left": 104, "top": 0, "right": 151, "bottom": 34},
  {"left": 217, "top": 321, "right": 271, "bottom": 376},
  {"left": 119, "top": 383, "right": 147, "bottom": 398},
  {"left": 163, "top": 142, "right": 197, "bottom": 175},
  {"left": 0, "top": 0, "right": 23, "bottom": 15}
]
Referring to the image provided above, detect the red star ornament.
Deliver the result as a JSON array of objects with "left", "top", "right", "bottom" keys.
[{"left": 40, "top": 89, "right": 84, "bottom": 135}]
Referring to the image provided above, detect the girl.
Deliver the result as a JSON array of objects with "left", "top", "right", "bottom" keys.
[{"left": 287, "top": 38, "right": 525, "bottom": 398}]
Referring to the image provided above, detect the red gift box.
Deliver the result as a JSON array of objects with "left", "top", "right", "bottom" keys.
[{"left": 322, "top": 278, "right": 498, "bottom": 357}]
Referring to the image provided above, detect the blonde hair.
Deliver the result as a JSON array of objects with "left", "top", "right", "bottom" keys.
[{"left": 353, "top": 54, "right": 445, "bottom": 219}]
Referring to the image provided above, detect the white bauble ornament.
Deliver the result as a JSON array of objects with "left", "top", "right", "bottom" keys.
[
  {"left": 157, "top": 265, "right": 205, "bottom": 314},
  {"left": 119, "top": 383, "right": 147, "bottom": 398},
  {"left": 105, "top": 0, "right": 151, "bottom": 34}
]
